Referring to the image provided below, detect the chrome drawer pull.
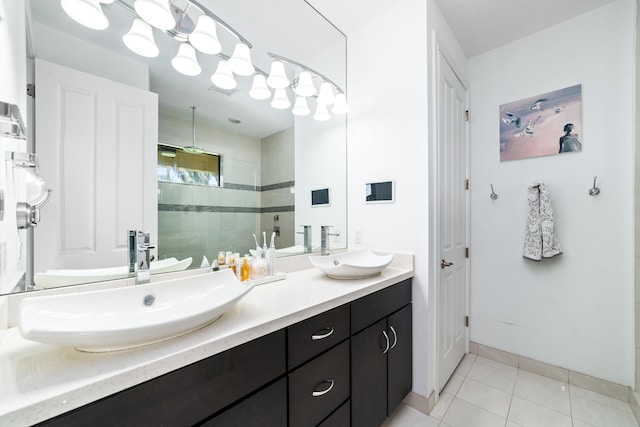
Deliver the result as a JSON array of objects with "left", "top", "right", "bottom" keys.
[
  {"left": 382, "top": 330, "right": 390, "bottom": 354},
  {"left": 311, "top": 327, "right": 334, "bottom": 340},
  {"left": 312, "top": 379, "right": 335, "bottom": 397},
  {"left": 389, "top": 326, "right": 398, "bottom": 350}
]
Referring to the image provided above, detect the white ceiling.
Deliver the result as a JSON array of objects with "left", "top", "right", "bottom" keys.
[{"left": 307, "top": 0, "right": 618, "bottom": 58}]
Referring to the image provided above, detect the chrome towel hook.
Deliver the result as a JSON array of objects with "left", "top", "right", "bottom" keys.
[
  {"left": 589, "top": 176, "right": 600, "bottom": 196},
  {"left": 490, "top": 184, "right": 499, "bottom": 200}
]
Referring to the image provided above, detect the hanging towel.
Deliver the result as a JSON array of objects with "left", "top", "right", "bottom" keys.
[{"left": 522, "top": 180, "right": 562, "bottom": 261}]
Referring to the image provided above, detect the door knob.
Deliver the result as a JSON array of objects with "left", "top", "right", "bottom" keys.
[{"left": 440, "top": 259, "right": 454, "bottom": 269}]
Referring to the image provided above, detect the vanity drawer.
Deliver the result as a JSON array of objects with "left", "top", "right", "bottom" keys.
[
  {"left": 351, "top": 279, "right": 411, "bottom": 334},
  {"left": 318, "top": 399, "right": 350, "bottom": 427},
  {"left": 287, "top": 303, "right": 350, "bottom": 369},
  {"left": 201, "top": 378, "right": 287, "bottom": 427},
  {"left": 288, "top": 340, "right": 350, "bottom": 427},
  {"left": 38, "top": 330, "right": 285, "bottom": 427}
]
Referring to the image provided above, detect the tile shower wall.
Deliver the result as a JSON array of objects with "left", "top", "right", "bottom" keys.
[
  {"left": 157, "top": 113, "right": 294, "bottom": 265},
  {"left": 261, "top": 128, "right": 295, "bottom": 249}
]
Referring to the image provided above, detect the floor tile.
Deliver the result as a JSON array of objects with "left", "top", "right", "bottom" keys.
[
  {"left": 382, "top": 404, "right": 440, "bottom": 427},
  {"left": 457, "top": 377, "right": 512, "bottom": 418},
  {"left": 430, "top": 392, "right": 454, "bottom": 420},
  {"left": 508, "top": 396, "right": 572, "bottom": 427},
  {"left": 570, "top": 385, "right": 634, "bottom": 413},
  {"left": 442, "top": 397, "right": 506, "bottom": 427},
  {"left": 571, "top": 393, "right": 640, "bottom": 427},
  {"left": 454, "top": 353, "right": 476, "bottom": 376},
  {"left": 442, "top": 373, "right": 465, "bottom": 396},
  {"left": 513, "top": 370, "right": 570, "bottom": 415},
  {"left": 467, "top": 356, "right": 518, "bottom": 393}
]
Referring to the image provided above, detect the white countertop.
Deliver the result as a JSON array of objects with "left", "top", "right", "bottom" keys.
[{"left": 0, "top": 259, "right": 413, "bottom": 426}]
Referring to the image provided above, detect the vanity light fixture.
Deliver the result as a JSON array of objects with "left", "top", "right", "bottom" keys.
[
  {"left": 60, "top": 0, "right": 255, "bottom": 85},
  {"left": 268, "top": 52, "right": 348, "bottom": 121},
  {"left": 60, "top": 0, "right": 110, "bottom": 30}
]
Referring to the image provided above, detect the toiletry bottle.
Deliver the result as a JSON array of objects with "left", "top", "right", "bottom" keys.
[
  {"left": 218, "top": 251, "right": 226, "bottom": 265},
  {"left": 241, "top": 257, "right": 249, "bottom": 282},
  {"left": 262, "top": 231, "right": 267, "bottom": 258},
  {"left": 212, "top": 260, "right": 219, "bottom": 271},
  {"left": 200, "top": 255, "right": 210, "bottom": 268},
  {"left": 266, "top": 232, "right": 276, "bottom": 276},
  {"left": 229, "top": 254, "right": 236, "bottom": 275}
]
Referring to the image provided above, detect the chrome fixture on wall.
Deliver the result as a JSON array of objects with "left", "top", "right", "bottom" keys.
[{"left": 59, "top": 0, "right": 347, "bottom": 121}]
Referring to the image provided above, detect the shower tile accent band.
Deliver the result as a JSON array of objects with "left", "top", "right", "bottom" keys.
[
  {"left": 222, "top": 180, "right": 295, "bottom": 192},
  {"left": 158, "top": 204, "right": 295, "bottom": 214}
]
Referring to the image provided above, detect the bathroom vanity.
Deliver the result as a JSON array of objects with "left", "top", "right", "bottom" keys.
[{"left": 0, "top": 256, "right": 413, "bottom": 426}]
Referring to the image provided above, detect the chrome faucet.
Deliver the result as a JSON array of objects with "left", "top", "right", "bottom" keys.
[
  {"left": 321, "top": 226, "right": 340, "bottom": 256},
  {"left": 129, "top": 230, "right": 154, "bottom": 285},
  {"left": 297, "top": 225, "right": 312, "bottom": 253}
]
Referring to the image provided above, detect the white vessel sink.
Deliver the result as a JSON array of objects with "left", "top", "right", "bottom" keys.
[
  {"left": 19, "top": 269, "right": 253, "bottom": 352},
  {"left": 33, "top": 257, "right": 193, "bottom": 288},
  {"left": 309, "top": 251, "right": 394, "bottom": 279}
]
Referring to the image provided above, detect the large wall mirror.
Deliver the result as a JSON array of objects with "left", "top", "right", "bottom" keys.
[{"left": 7, "top": 0, "right": 346, "bottom": 294}]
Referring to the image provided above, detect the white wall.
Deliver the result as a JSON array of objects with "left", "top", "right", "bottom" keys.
[
  {"left": 346, "top": 0, "right": 431, "bottom": 397},
  {"left": 31, "top": 20, "right": 148, "bottom": 90},
  {"left": 468, "top": 0, "right": 635, "bottom": 386}
]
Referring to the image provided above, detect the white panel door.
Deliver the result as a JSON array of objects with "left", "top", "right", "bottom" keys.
[
  {"left": 437, "top": 51, "right": 469, "bottom": 391},
  {"left": 34, "top": 58, "right": 158, "bottom": 271}
]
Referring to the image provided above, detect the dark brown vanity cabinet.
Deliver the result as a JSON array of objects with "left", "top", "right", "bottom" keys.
[
  {"left": 351, "top": 280, "right": 413, "bottom": 427},
  {"left": 38, "top": 279, "right": 412, "bottom": 427}
]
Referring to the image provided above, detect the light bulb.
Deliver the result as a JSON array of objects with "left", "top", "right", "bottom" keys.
[
  {"left": 189, "top": 15, "right": 222, "bottom": 55},
  {"left": 228, "top": 42, "right": 255, "bottom": 76},
  {"left": 122, "top": 18, "right": 159, "bottom": 57},
  {"left": 292, "top": 96, "right": 310, "bottom": 116},
  {"left": 61, "top": 0, "right": 109, "bottom": 30},
  {"left": 317, "top": 82, "right": 336, "bottom": 105},
  {"left": 266, "top": 60, "right": 289, "bottom": 89},
  {"left": 332, "top": 93, "right": 349, "bottom": 114},
  {"left": 271, "top": 88, "right": 290, "bottom": 110},
  {"left": 211, "top": 60, "right": 236, "bottom": 90},
  {"left": 294, "top": 71, "right": 316, "bottom": 97},
  {"left": 134, "top": 0, "right": 175, "bottom": 30},
  {"left": 171, "top": 43, "right": 201, "bottom": 76},
  {"left": 249, "top": 74, "right": 271, "bottom": 100}
]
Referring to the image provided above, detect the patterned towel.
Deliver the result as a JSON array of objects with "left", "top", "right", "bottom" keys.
[{"left": 523, "top": 181, "right": 562, "bottom": 261}]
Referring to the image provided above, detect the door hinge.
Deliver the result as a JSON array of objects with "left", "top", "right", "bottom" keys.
[
  {"left": 27, "top": 84, "right": 35, "bottom": 98},
  {"left": 465, "top": 247, "right": 469, "bottom": 258},
  {"left": 465, "top": 316, "right": 469, "bottom": 327},
  {"left": 464, "top": 110, "right": 469, "bottom": 121},
  {"left": 465, "top": 179, "right": 469, "bottom": 190}
]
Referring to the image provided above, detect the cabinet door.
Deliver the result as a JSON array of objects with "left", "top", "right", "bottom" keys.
[
  {"left": 201, "top": 378, "right": 287, "bottom": 427},
  {"left": 351, "top": 318, "right": 388, "bottom": 427},
  {"left": 387, "top": 304, "right": 412, "bottom": 415}
]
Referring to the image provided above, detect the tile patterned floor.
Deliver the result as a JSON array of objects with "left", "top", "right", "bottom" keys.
[{"left": 383, "top": 354, "right": 639, "bottom": 427}]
